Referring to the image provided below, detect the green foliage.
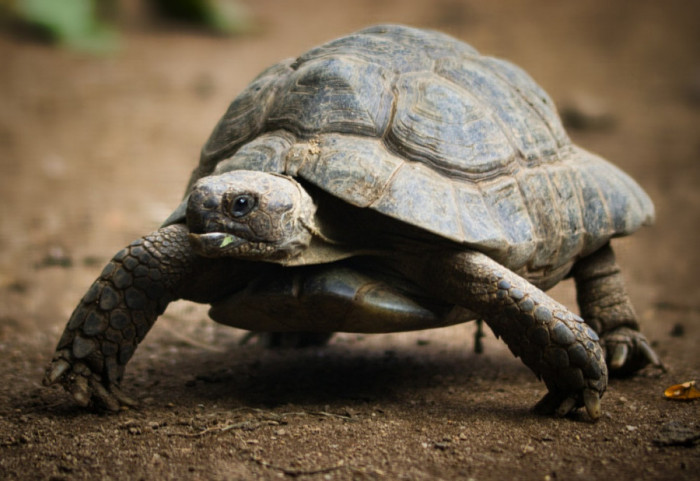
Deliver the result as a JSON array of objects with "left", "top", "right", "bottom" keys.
[
  {"left": 13, "top": 0, "right": 118, "bottom": 52},
  {"left": 150, "top": 0, "right": 253, "bottom": 35}
]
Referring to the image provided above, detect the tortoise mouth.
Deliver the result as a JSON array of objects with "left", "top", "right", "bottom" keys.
[{"left": 188, "top": 232, "right": 246, "bottom": 257}]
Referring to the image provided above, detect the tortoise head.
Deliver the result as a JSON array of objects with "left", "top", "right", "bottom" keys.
[{"left": 186, "top": 171, "right": 317, "bottom": 263}]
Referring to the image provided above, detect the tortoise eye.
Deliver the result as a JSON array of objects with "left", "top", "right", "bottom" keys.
[{"left": 229, "top": 194, "right": 257, "bottom": 218}]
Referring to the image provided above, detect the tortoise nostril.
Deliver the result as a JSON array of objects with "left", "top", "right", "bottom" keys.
[{"left": 203, "top": 196, "right": 218, "bottom": 209}]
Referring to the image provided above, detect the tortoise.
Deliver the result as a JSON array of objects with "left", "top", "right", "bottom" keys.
[{"left": 44, "top": 24, "right": 660, "bottom": 419}]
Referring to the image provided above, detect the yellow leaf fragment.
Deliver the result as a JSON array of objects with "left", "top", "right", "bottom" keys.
[
  {"left": 220, "top": 235, "right": 235, "bottom": 248},
  {"left": 664, "top": 381, "right": 700, "bottom": 401}
]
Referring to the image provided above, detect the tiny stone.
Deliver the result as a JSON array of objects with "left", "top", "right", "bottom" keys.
[{"left": 669, "top": 323, "right": 685, "bottom": 337}]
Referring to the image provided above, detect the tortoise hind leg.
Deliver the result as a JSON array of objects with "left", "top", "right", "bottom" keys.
[
  {"left": 572, "top": 243, "right": 662, "bottom": 375},
  {"left": 394, "top": 250, "right": 608, "bottom": 420}
]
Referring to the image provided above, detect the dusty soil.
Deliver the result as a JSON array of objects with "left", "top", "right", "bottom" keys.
[{"left": 1, "top": 1, "right": 699, "bottom": 479}]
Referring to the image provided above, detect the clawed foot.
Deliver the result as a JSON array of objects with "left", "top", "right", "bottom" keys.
[
  {"left": 602, "top": 327, "right": 663, "bottom": 376},
  {"left": 44, "top": 350, "right": 138, "bottom": 412},
  {"left": 534, "top": 388, "right": 602, "bottom": 420}
]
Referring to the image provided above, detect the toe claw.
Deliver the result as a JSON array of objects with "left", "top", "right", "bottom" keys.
[
  {"left": 610, "top": 343, "right": 629, "bottom": 370},
  {"left": 555, "top": 397, "right": 577, "bottom": 417},
  {"left": 583, "top": 389, "right": 601, "bottom": 420},
  {"left": 44, "top": 359, "right": 70, "bottom": 385},
  {"left": 71, "top": 376, "right": 91, "bottom": 407},
  {"left": 640, "top": 341, "right": 663, "bottom": 369},
  {"left": 111, "top": 385, "right": 138, "bottom": 408},
  {"left": 89, "top": 378, "right": 120, "bottom": 412}
]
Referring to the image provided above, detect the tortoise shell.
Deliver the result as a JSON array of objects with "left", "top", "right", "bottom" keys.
[{"left": 174, "top": 24, "right": 653, "bottom": 273}]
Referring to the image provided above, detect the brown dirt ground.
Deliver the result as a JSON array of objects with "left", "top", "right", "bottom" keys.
[{"left": 1, "top": 1, "right": 699, "bottom": 480}]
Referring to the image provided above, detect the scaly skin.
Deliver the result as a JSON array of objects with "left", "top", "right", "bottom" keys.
[
  {"left": 396, "top": 249, "right": 608, "bottom": 420},
  {"left": 43, "top": 224, "right": 257, "bottom": 410},
  {"left": 572, "top": 243, "right": 661, "bottom": 375},
  {"left": 43, "top": 225, "right": 195, "bottom": 410}
]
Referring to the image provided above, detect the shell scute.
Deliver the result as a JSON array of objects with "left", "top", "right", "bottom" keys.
[
  {"left": 388, "top": 72, "right": 516, "bottom": 178},
  {"left": 436, "top": 57, "right": 564, "bottom": 165},
  {"left": 268, "top": 55, "right": 394, "bottom": 137},
  {"left": 296, "top": 135, "right": 403, "bottom": 208}
]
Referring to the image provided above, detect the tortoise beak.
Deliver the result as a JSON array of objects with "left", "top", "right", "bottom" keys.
[{"left": 188, "top": 232, "right": 246, "bottom": 257}]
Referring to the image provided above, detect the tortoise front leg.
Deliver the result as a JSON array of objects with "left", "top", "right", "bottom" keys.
[
  {"left": 44, "top": 224, "right": 259, "bottom": 410},
  {"left": 572, "top": 243, "right": 661, "bottom": 375},
  {"left": 396, "top": 250, "right": 607, "bottom": 420},
  {"left": 44, "top": 224, "right": 197, "bottom": 410}
]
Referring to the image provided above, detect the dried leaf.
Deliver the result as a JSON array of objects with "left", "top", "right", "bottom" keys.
[{"left": 664, "top": 381, "right": 700, "bottom": 401}]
